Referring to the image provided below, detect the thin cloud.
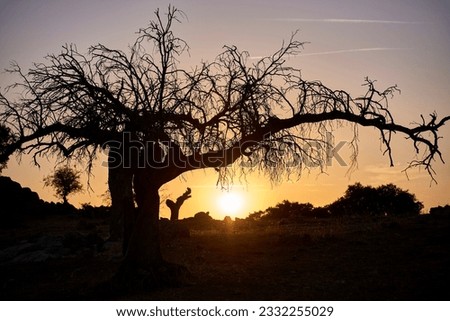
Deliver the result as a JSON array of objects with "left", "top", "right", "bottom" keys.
[
  {"left": 360, "top": 164, "right": 431, "bottom": 184},
  {"left": 249, "top": 47, "right": 408, "bottom": 60},
  {"left": 300, "top": 47, "right": 409, "bottom": 57},
  {"left": 267, "top": 18, "right": 424, "bottom": 24}
]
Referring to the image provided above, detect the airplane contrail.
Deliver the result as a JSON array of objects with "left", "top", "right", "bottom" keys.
[
  {"left": 267, "top": 18, "right": 424, "bottom": 24},
  {"left": 249, "top": 47, "right": 408, "bottom": 60},
  {"left": 300, "top": 47, "right": 409, "bottom": 57}
]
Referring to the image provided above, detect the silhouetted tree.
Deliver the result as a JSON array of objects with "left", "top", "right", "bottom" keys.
[
  {"left": 328, "top": 182, "right": 423, "bottom": 216},
  {"left": 0, "top": 6, "right": 448, "bottom": 287},
  {"left": 43, "top": 166, "right": 83, "bottom": 205},
  {"left": 166, "top": 187, "right": 191, "bottom": 221},
  {"left": 375, "top": 183, "right": 423, "bottom": 216}
]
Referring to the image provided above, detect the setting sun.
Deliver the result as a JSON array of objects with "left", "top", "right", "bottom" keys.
[{"left": 217, "top": 191, "right": 245, "bottom": 216}]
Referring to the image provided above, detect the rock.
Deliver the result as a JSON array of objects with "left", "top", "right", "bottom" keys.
[
  {"left": 0, "top": 176, "right": 46, "bottom": 226},
  {"left": 11, "top": 250, "right": 53, "bottom": 263},
  {"left": 0, "top": 242, "right": 38, "bottom": 262},
  {"left": 0, "top": 233, "right": 104, "bottom": 264}
]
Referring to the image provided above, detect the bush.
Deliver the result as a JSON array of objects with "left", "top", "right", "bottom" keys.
[{"left": 250, "top": 200, "right": 314, "bottom": 221}]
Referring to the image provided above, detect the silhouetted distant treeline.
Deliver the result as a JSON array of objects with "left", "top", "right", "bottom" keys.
[
  {"left": 163, "top": 182, "right": 430, "bottom": 235},
  {"left": 2, "top": 176, "right": 448, "bottom": 231},
  {"left": 247, "top": 182, "right": 424, "bottom": 222}
]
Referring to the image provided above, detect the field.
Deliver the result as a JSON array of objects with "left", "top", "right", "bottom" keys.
[{"left": 0, "top": 212, "right": 449, "bottom": 300}]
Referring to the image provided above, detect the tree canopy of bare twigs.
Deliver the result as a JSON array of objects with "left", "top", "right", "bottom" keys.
[{"left": 1, "top": 7, "right": 447, "bottom": 181}]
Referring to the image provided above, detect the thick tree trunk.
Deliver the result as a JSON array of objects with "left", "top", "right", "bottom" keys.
[
  {"left": 112, "top": 170, "right": 191, "bottom": 290},
  {"left": 125, "top": 178, "right": 163, "bottom": 267},
  {"left": 108, "top": 166, "right": 135, "bottom": 248},
  {"left": 108, "top": 150, "right": 135, "bottom": 255}
]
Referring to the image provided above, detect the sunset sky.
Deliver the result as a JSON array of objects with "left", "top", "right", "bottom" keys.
[{"left": 1, "top": 0, "right": 449, "bottom": 219}]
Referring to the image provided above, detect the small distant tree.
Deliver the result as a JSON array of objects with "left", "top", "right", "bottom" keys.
[{"left": 44, "top": 166, "right": 83, "bottom": 205}]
